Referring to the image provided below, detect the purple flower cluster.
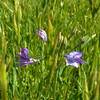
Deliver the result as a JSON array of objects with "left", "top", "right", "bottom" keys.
[
  {"left": 17, "top": 28, "right": 48, "bottom": 67},
  {"left": 64, "top": 51, "right": 84, "bottom": 68},
  {"left": 17, "top": 48, "right": 39, "bottom": 66},
  {"left": 16, "top": 29, "right": 85, "bottom": 68},
  {"left": 36, "top": 29, "right": 47, "bottom": 42}
]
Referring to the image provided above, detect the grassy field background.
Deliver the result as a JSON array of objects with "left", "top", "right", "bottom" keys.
[{"left": 0, "top": 0, "right": 100, "bottom": 100}]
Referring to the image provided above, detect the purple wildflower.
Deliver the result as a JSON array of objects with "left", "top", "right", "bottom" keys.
[
  {"left": 17, "top": 48, "right": 39, "bottom": 66},
  {"left": 64, "top": 51, "right": 84, "bottom": 68},
  {"left": 36, "top": 29, "right": 47, "bottom": 41}
]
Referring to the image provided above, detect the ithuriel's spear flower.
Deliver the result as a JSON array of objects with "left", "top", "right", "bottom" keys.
[
  {"left": 17, "top": 48, "right": 39, "bottom": 66},
  {"left": 64, "top": 51, "right": 84, "bottom": 68},
  {"left": 36, "top": 29, "right": 47, "bottom": 41}
]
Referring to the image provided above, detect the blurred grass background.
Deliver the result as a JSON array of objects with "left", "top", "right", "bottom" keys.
[{"left": 0, "top": 0, "right": 100, "bottom": 100}]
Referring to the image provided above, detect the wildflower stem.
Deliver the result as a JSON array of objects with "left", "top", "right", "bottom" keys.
[{"left": 41, "top": 42, "right": 45, "bottom": 72}]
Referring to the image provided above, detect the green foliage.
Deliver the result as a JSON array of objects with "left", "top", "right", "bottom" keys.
[{"left": 0, "top": 0, "right": 100, "bottom": 100}]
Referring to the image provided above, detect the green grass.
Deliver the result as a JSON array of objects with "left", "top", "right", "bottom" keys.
[{"left": 0, "top": 0, "right": 100, "bottom": 100}]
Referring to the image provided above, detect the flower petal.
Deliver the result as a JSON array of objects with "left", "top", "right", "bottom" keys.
[
  {"left": 64, "top": 51, "right": 84, "bottom": 68},
  {"left": 16, "top": 48, "right": 35, "bottom": 67},
  {"left": 66, "top": 61, "right": 79, "bottom": 68},
  {"left": 69, "top": 51, "right": 82, "bottom": 58},
  {"left": 36, "top": 29, "right": 47, "bottom": 41},
  {"left": 74, "top": 58, "right": 84, "bottom": 64},
  {"left": 20, "top": 48, "right": 29, "bottom": 58},
  {"left": 20, "top": 61, "right": 33, "bottom": 66}
]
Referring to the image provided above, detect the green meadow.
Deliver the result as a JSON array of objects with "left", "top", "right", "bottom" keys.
[{"left": 0, "top": 0, "right": 100, "bottom": 100}]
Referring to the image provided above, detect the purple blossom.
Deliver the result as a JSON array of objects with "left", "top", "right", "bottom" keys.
[
  {"left": 64, "top": 51, "right": 84, "bottom": 68},
  {"left": 36, "top": 29, "right": 47, "bottom": 41},
  {"left": 17, "top": 48, "right": 39, "bottom": 66}
]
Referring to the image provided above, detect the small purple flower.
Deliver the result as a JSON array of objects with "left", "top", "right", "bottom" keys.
[
  {"left": 64, "top": 51, "right": 84, "bottom": 68},
  {"left": 36, "top": 29, "right": 47, "bottom": 41},
  {"left": 17, "top": 48, "right": 39, "bottom": 66}
]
